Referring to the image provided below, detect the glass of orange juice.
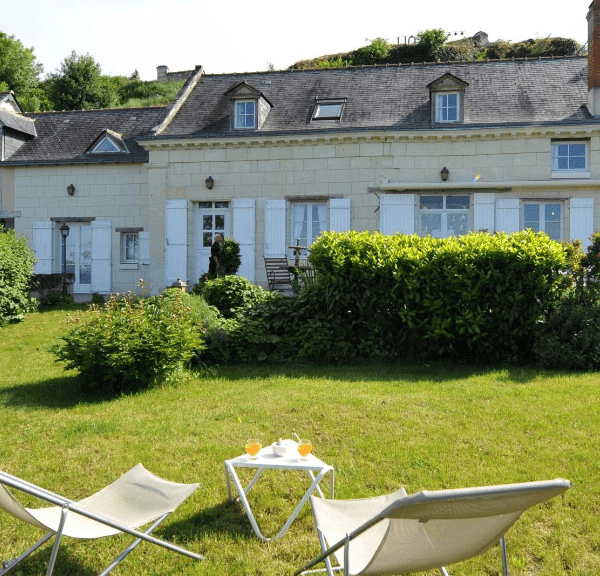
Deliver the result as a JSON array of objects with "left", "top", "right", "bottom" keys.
[
  {"left": 298, "top": 439, "right": 312, "bottom": 460},
  {"left": 245, "top": 438, "right": 262, "bottom": 459}
]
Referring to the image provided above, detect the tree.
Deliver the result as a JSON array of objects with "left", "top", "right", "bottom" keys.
[
  {"left": 47, "top": 51, "right": 118, "bottom": 110},
  {"left": 0, "top": 32, "right": 43, "bottom": 111}
]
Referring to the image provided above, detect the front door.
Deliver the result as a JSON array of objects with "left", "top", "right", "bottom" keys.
[
  {"left": 63, "top": 224, "right": 92, "bottom": 293},
  {"left": 195, "top": 201, "right": 230, "bottom": 280}
]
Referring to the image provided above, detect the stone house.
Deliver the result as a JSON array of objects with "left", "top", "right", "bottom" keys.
[{"left": 1, "top": 3, "right": 599, "bottom": 297}]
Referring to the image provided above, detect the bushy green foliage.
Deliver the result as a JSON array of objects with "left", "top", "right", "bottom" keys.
[
  {"left": 40, "top": 291, "right": 75, "bottom": 308},
  {"left": 196, "top": 275, "right": 276, "bottom": 315},
  {"left": 350, "top": 38, "right": 392, "bottom": 65},
  {"left": 534, "top": 233, "right": 600, "bottom": 370},
  {"left": 0, "top": 226, "right": 37, "bottom": 327},
  {"left": 51, "top": 290, "right": 206, "bottom": 394},
  {"left": 218, "top": 238, "right": 242, "bottom": 275},
  {"left": 205, "top": 231, "right": 567, "bottom": 365}
]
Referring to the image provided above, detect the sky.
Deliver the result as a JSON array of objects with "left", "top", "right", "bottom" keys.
[{"left": 2, "top": 0, "right": 592, "bottom": 82}]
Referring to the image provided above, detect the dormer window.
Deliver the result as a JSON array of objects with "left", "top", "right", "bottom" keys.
[
  {"left": 234, "top": 100, "right": 256, "bottom": 129},
  {"left": 428, "top": 73, "right": 468, "bottom": 124},
  {"left": 92, "top": 137, "right": 122, "bottom": 153},
  {"left": 86, "top": 130, "right": 128, "bottom": 154},
  {"left": 436, "top": 93, "right": 460, "bottom": 122},
  {"left": 227, "top": 82, "right": 273, "bottom": 131},
  {"left": 313, "top": 100, "right": 345, "bottom": 121}
]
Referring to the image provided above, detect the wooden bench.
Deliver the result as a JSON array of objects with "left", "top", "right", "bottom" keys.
[{"left": 264, "top": 257, "right": 294, "bottom": 292}]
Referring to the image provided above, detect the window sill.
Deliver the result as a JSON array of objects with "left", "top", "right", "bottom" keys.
[
  {"left": 551, "top": 171, "right": 591, "bottom": 179},
  {"left": 119, "top": 263, "right": 139, "bottom": 270}
]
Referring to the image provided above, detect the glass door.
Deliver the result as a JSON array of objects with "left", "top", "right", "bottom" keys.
[
  {"left": 63, "top": 224, "right": 92, "bottom": 293},
  {"left": 195, "top": 202, "right": 230, "bottom": 279}
]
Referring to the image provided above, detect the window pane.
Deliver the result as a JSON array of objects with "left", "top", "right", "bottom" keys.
[
  {"left": 215, "top": 201, "right": 229, "bottom": 209},
  {"left": 420, "top": 196, "right": 443, "bottom": 210},
  {"left": 203, "top": 215, "right": 213, "bottom": 230},
  {"left": 80, "top": 227, "right": 92, "bottom": 284},
  {"left": 315, "top": 103, "right": 342, "bottom": 119},
  {"left": 447, "top": 213, "right": 469, "bottom": 236},
  {"left": 570, "top": 156, "right": 586, "bottom": 170},
  {"left": 545, "top": 204, "right": 561, "bottom": 240},
  {"left": 524, "top": 204, "right": 540, "bottom": 231},
  {"left": 421, "top": 213, "right": 442, "bottom": 236},
  {"left": 215, "top": 215, "right": 225, "bottom": 231},
  {"left": 446, "top": 196, "right": 469, "bottom": 210},
  {"left": 203, "top": 232, "right": 213, "bottom": 247},
  {"left": 198, "top": 202, "right": 212, "bottom": 209}
]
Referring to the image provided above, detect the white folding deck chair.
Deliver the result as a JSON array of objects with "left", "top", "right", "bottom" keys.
[
  {"left": 295, "top": 478, "right": 570, "bottom": 576},
  {"left": 0, "top": 464, "right": 203, "bottom": 576}
]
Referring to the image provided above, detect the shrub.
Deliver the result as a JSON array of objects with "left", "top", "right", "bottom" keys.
[
  {"left": 0, "top": 225, "right": 37, "bottom": 326},
  {"left": 41, "top": 291, "right": 75, "bottom": 308},
  {"left": 218, "top": 238, "right": 241, "bottom": 276},
  {"left": 196, "top": 275, "right": 276, "bottom": 315},
  {"left": 52, "top": 289, "right": 205, "bottom": 394},
  {"left": 534, "top": 297, "right": 600, "bottom": 370}
]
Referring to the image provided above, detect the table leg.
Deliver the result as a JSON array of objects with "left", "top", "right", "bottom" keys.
[{"left": 273, "top": 467, "right": 333, "bottom": 541}]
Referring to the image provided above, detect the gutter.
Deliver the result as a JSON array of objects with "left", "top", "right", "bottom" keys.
[{"left": 379, "top": 179, "right": 600, "bottom": 192}]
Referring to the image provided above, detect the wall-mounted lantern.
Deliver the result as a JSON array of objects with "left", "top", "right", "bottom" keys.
[
  {"left": 440, "top": 167, "right": 450, "bottom": 182},
  {"left": 67, "top": 184, "right": 75, "bottom": 196},
  {"left": 205, "top": 176, "right": 214, "bottom": 190}
]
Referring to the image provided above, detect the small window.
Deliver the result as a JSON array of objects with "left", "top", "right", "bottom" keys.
[
  {"left": 551, "top": 141, "right": 588, "bottom": 177},
  {"left": 435, "top": 93, "right": 460, "bottom": 122},
  {"left": 234, "top": 100, "right": 256, "bottom": 129},
  {"left": 313, "top": 100, "right": 345, "bottom": 121},
  {"left": 92, "top": 137, "right": 121, "bottom": 153},
  {"left": 121, "top": 232, "right": 139, "bottom": 263},
  {"left": 523, "top": 202, "right": 562, "bottom": 241},
  {"left": 419, "top": 195, "right": 470, "bottom": 237}
]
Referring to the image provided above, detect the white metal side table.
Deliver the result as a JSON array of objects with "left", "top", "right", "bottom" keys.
[{"left": 224, "top": 446, "right": 335, "bottom": 542}]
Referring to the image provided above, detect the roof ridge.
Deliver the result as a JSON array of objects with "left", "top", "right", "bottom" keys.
[
  {"left": 195, "top": 54, "right": 586, "bottom": 76},
  {"left": 24, "top": 105, "right": 168, "bottom": 116}
]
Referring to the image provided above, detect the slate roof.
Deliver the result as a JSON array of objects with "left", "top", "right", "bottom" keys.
[
  {"left": 0, "top": 110, "right": 37, "bottom": 136},
  {"left": 159, "top": 56, "right": 594, "bottom": 139},
  {"left": 2, "top": 106, "right": 167, "bottom": 165}
]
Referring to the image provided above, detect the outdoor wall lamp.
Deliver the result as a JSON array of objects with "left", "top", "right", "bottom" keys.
[
  {"left": 440, "top": 167, "right": 450, "bottom": 182},
  {"left": 67, "top": 184, "right": 75, "bottom": 196},
  {"left": 205, "top": 176, "right": 214, "bottom": 190}
]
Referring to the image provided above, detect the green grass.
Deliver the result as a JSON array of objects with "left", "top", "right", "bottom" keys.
[{"left": 1, "top": 307, "right": 599, "bottom": 575}]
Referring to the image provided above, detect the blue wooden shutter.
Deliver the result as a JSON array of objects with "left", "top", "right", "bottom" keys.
[
  {"left": 329, "top": 198, "right": 351, "bottom": 232},
  {"left": 264, "top": 199, "right": 286, "bottom": 257},
  {"left": 165, "top": 199, "right": 188, "bottom": 286},
  {"left": 570, "top": 198, "right": 594, "bottom": 249},
  {"left": 380, "top": 194, "right": 415, "bottom": 235},
  {"left": 91, "top": 221, "right": 111, "bottom": 294},
  {"left": 495, "top": 198, "right": 520, "bottom": 234},
  {"left": 233, "top": 198, "right": 256, "bottom": 282},
  {"left": 473, "top": 193, "right": 495, "bottom": 232},
  {"left": 33, "top": 221, "right": 53, "bottom": 274}
]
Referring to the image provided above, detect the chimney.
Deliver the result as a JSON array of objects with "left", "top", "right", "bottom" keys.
[
  {"left": 588, "top": 0, "right": 600, "bottom": 115},
  {"left": 156, "top": 65, "right": 169, "bottom": 83}
]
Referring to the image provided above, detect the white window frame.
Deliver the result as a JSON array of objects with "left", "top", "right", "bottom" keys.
[
  {"left": 435, "top": 92, "right": 461, "bottom": 123},
  {"left": 120, "top": 231, "right": 139, "bottom": 263},
  {"left": 522, "top": 201, "right": 563, "bottom": 241},
  {"left": 419, "top": 194, "right": 471, "bottom": 237},
  {"left": 290, "top": 202, "right": 327, "bottom": 257},
  {"left": 234, "top": 99, "right": 256, "bottom": 129},
  {"left": 551, "top": 141, "right": 590, "bottom": 179}
]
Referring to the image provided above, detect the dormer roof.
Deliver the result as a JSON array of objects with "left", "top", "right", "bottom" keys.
[
  {"left": 427, "top": 73, "right": 470, "bottom": 91},
  {"left": 226, "top": 81, "right": 274, "bottom": 107}
]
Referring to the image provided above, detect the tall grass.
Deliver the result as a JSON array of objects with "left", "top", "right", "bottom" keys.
[{"left": 0, "top": 308, "right": 598, "bottom": 575}]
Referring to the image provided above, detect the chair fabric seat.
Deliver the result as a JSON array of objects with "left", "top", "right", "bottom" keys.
[{"left": 0, "top": 464, "right": 198, "bottom": 539}]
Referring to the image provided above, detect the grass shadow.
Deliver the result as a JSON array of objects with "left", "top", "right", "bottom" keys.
[
  {"left": 198, "top": 361, "right": 566, "bottom": 385},
  {"left": 1, "top": 376, "right": 120, "bottom": 409},
  {"left": 161, "top": 500, "right": 255, "bottom": 541}
]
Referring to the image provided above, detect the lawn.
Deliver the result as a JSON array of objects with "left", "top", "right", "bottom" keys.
[{"left": 0, "top": 307, "right": 599, "bottom": 575}]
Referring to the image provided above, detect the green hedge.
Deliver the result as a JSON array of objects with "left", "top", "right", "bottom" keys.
[
  {"left": 307, "top": 230, "right": 566, "bottom": 362},
  {"left": 0, "top": 226, "right": 37, "bottom": 327}
]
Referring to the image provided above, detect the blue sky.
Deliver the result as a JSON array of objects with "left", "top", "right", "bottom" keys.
[{"left": 3, "top": 0, "right": 590, "bottom": 81}]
